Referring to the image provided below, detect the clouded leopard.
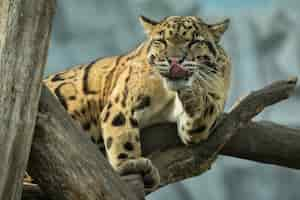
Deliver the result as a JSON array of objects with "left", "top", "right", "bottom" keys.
[{"left": 43, "top": 15, "right": 231, "bottom": 189}]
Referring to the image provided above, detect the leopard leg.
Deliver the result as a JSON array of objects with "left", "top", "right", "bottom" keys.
[
  {"left": 176, "top": 88, "right": 221, "bottom": 145},
  {"left": 101, "top": 99, "right": 160, "bottom": 190}
]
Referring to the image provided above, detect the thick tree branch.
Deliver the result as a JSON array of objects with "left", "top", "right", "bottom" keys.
[
  {"left": 23, "top": 78, "right": 298, "bottom": 199},
  {"left": 142, "top": 77, "right": 298, "bottom": 188},
  {"left": 224, "top": 121, "right": 300, "bottom": 169},
  {"left": 0, "top": 0, "right": 55, "bottom": 199}
]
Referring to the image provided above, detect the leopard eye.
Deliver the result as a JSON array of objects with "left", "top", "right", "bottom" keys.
[
  {"left": 188, "top": 40, "right": 203, "bottom": 48},
  {"left": 151, "top": 39, "right": 166, "bottom": 47}
]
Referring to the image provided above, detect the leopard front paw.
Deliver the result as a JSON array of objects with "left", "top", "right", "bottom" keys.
[
  {"left": 177, "top": 113, "right": 210, "bottom": 145},
  {"left": 117, "top": 158, "right": 160, "bottom": 191}
]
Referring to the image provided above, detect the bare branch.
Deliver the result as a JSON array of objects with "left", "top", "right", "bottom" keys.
[
  {"left": 142, "top": 77, "right": 298, "bottom": 189},
  {"left": 224, "top": 121, "right": 300, "bottom": 169}
]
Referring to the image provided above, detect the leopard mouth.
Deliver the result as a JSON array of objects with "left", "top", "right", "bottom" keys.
[
  {"left": 162, "top": 73, "right": 190, "bottom": 81},
  {"left": 160, "top": 63, "right": 192, "bottom": 80}
]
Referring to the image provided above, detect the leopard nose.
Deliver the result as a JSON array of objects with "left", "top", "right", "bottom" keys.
[{"left": 167, "top": 56, "right": 186, "bottom": 65}]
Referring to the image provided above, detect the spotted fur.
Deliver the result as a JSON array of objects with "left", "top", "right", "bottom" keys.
[{"left": 43, "top": 15, "right": 231, "bottom": 189}]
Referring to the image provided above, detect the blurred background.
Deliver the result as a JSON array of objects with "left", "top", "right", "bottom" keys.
[{"left": 45, "top": 0, "right": 300, "bottom": 199}]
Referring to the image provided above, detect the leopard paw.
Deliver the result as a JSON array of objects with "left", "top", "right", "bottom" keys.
[
  {"left": 117, "top": 157, "right": 160, "bottom": 190},
  {"left": 177, "top": 113, "right": 210, "bottom": 145}
]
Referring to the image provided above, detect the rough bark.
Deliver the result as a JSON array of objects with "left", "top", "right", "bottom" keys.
[
  {"left": 23, "top": 78, "right": 298, "bottom": 199},
  {"left": 0, "top": 1, "right": 55, "bottom": 199},
  {"left": 26, "top": 85, "right": 144, "bottom": 200},
  {"left": 223, "top": 121, "right": 300, "bottom": 169}
]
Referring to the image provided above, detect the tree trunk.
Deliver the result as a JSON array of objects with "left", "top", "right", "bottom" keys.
[{"left": 0, "top": 0, "right": 55, "bottom": 199}]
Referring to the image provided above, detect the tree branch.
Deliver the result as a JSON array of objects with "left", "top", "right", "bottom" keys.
[
  {"left": 23, "top": 78, "right": 298, "bottom": 199},
  {"left": 142, "top": 77, "right": 298, "bottom": 188},
  {"left": 223, "top": 121, "right": 300, "bottom": 169}
]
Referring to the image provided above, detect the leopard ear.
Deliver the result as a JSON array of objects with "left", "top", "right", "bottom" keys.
[
  {"left": 139, "top": 15, "right": 158, "bottom": 35},
  {"left": 208, "top": 18, "right": 230, "bottom": 43}
]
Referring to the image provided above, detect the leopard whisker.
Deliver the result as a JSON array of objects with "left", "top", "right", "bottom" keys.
[
  {"left": 195, "top": 71, "right": 211, "bottom": 86},
  {"left": 156, "top": 69, "right": 169, "bottom": 72},
  {"left": 157, "top": 68, "right": 169, "bottom": 72},
  {"left": 198, "top": 70, "right": 217, "bottom": 83},
  {"left": 197, "top": 70, "right": 223, "bottom": 90},
  {"left": 198, "top": 65, "right": 220, "bottom": 75}
]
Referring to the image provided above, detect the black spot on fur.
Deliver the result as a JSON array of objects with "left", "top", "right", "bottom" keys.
[
  {"left": 115, "top": 95, "right": 119, "bottom": 103},
  {"left": 99, "top": 100, "right": 104, "bottom": 112},
  {"left": 124, "top": 142, "right": 134, "bottom": 151},
  {"left": 103, "top": 111, "right": 110, "bottom": 122},
  {"left": 129, "top": 118, "right": 138, "bottom": 128},
  {"left": 112, "top": 112, "right": 126, "bottom": 126},
  {"left": 188, "top": 125, "right": 207, "bottom": 135},
  {"left": 69, "top": 96, "right": 76, "bottom": 100},
  {"left": 54, "top": 84, "right": 68, "bottom": 110},
  {"left": 107, "top": 101, "right": 112, "bottom": 110},
  {"left": 106, "top": 137, "right": 113, "bottom": 150},
  {"left": 121, "top": 87, "right": 128, "bottom": 108},
  {"left": 118, "top": 153, "right": 128, "bottom": 159},
  {"left": 135, "top": 95, "right": 151, "bottom": 110},
  {"left": 82, "top": 122, "right": 91, "bottom": 131},
  {"left": 87, "top": 101, "right": 93, "bottom": 110},
  {"left": 83, "top": 60, "right": 97, "bottom": 94},
  {"left": 181, "top": 126, "right": 185, "bottom": 131},
  {"left": 115, "top": 55, "right": 123, "bottom": 66},
  {"left": 125, "top": 75, "right": 130, "bottom": 83},
  {"left": 204, "top": 41, "right": 217, "bottom": 56},
  {"left": 51, "top": 73, "right": 65, "bottom": 82}
]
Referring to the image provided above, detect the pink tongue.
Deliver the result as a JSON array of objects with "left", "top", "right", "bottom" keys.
[{"left": 169, "top": 60, "right": 189, "bottom": 78}]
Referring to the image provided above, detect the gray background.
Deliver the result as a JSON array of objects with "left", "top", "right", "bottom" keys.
[{"left": 46, "top": 0, "right": 300, "bottom": 199}]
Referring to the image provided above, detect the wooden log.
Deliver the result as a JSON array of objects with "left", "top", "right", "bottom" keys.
[
  {"left": 23, "top": 78, "right": 298, "bottom": 199},
  {"left": 0, "top": 0, "right": 55, "bottom": 199},
  {"left": 27, "top": 85, "right": 144, "bottom": 200}
]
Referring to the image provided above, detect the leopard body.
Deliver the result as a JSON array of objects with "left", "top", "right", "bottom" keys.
[{"left": 44, "top": 15, "right": 231, "bottom": 189}]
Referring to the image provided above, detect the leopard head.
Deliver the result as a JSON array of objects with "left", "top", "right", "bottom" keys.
[{"left": 139, "top": 16, "right": 230, "bottom": 90}]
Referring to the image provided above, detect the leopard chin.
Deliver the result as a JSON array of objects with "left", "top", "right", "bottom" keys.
[{"left": 163, "top": 75, "right": 194, "bottom": 91}]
